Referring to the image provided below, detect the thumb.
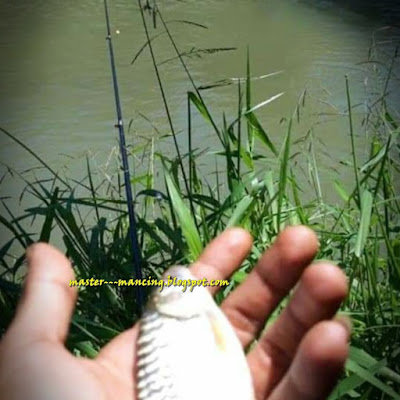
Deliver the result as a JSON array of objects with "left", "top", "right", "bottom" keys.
[{"left": 7, "top": 243, "right": 78, "bottom": 346}]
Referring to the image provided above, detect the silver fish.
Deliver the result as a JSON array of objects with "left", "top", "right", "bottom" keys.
[{"left": 136, "top": 266, "right": 254, "bottom": 400}]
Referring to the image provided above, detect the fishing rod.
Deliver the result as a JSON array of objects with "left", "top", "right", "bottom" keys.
[{"left": 103, "top": 0, "right": 144, "bottom": 314}]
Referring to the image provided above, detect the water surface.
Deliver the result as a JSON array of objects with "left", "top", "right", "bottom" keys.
[{"left": 0, "top": 0, "right": 399, "bottom": 206}]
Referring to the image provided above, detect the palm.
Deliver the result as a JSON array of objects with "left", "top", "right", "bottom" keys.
[{"left": 0, "top": 226, "right": 349, "bottom": 400}]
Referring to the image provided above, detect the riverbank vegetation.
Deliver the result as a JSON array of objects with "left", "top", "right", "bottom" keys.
[{"left": 1, "top": 4, "right": 399, "bottom": 399}]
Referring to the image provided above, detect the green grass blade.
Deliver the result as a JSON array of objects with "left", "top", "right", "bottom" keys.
[
  {"left": 355, "top": 189, "right": 373, "bottom": 258},
  {"left": 345, "top": 358, "right": 400, "bottom": 400},
  {"left": 165, "top": 170, "right": 203, "bottom": 261},
  {"left": 188, "top": 91, "right": 214, "bottom": 126},
  {"left": 345, "top": 75, "right": 361, "bottom": 208},
  {"left": 39, "top": 187, "right": 59, "bottom": 243},
  {"left": 226, "top": 195, "right": 254, "bottom": 228},
  {"left": 329, "top": 359, "right": 386, "bottom": 399},
  {"left": 245, "top": 92, "right": 284, "bottom": 114},
  {"left": 277, "top": 118, "right": 292, "bottom": 229},
  {"left": 334, "top": 180, "right": 350, "bottom": 203},
  {"left": 245, "top": 112, "right": 278, "bottom": 156}
]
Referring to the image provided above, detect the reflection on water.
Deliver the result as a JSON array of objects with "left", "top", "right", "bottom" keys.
[{"left": 0, "top": 0, "right": 399, "bottom": 202}]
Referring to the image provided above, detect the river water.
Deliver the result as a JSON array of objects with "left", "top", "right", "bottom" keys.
[{"left": 0, "top": 0, "right": 399, "bottom": 209}]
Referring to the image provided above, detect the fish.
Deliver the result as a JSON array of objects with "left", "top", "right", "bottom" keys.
[{"left": 136, "top": 266, "right": 255, "bottom": 400}]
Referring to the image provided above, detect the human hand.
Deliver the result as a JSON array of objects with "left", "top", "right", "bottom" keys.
[{"left": 0, "top": 225, "right": 349, "bottom": 400}]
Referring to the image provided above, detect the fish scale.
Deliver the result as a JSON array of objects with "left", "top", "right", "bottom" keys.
[{"left": 136, "top": 266, "right": 255, "bottom": 400}]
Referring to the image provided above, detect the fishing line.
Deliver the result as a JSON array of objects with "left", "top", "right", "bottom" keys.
[{"left": 103, "top": 0, "right": 144, "bottom": 314}]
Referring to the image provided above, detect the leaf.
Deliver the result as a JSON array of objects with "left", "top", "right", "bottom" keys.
[
  {"left": 345, "top": 359, "right": 400, "bottom": 399},
  {"left": 277, "top": 118, "right": 292, "bottom": 228},
  {"left": 226, "top": 195, "right": 255, "bottom": 228},
  {"left": 360, "top": 143, "right": 386, "bottom": 173},
  {"left": 329, "top": 358, "right": 386, "bottom": 399},
  {"left": 245, "top": 112, "right": 278, "bottom": 156},
  {"left": 74, "top": 341, "right": 99, "bottom": 359},
  {"left": 0, "top": 239, "right": 14, "bottom": 268},
  {"left": 232, "top": 269, "right": 248, "bottom": 284},
  {"left": 165, "top": 171, "right": 203, "bottom": 261},
  {"left": 264, "top": 171, "right": 278, "bottom": 231},
  {"left": 354, "top": 189, "right": 373, "bottom": 257},
  {"left": 136, "top": 189, "right": 168, "bottom": 201},
  {"left": 226, "top": 125, "right": 254, "bottom": 170},
  {"left": 39, "top": 187, "right": 59, "bottom": 243},
  {"left": 290, "top": 171, "right": 308, "bottom": 225},
  {"left": 245, "top": 92, "right": 284, "bottom": 114},
  {"left": 334, "top": 180, "right": 350, "bottom": 202},
  {"left": 188, "top": 91, "right": 213, "bottom": 125},
  {"left": 191, "top": 194, "right": 221, "bottom": 210},
  {"left": 140, "top": 221, "right": 170, "bottom": 253}
]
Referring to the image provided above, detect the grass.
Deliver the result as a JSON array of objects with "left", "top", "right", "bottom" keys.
[{"left": 1, "top": 2, "right": 400, "bottom": 398}]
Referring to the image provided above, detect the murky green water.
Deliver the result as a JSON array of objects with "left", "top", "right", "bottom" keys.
[{"left": 0, "top": 0, "right": 399, "bottom": 202}]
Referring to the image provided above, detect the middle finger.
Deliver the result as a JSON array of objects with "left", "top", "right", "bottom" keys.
[
  {"left": 248, "top": 262, "right": 348, "bottom": 398},
  {"left": 221, "top": 226, "right": 319, "bottom": 346}
]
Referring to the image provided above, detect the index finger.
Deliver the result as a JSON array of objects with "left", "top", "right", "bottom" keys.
[{"left": 190, "top": 228, "right": 253, "bottom": 295}]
